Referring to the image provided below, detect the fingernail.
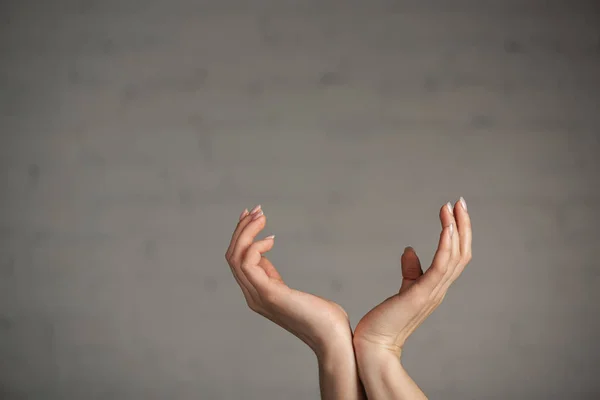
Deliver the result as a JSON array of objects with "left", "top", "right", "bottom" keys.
[
  {"left": 449, "top": 223, "right": 454, "bottom": 237},
  {"left": 446, "top": 202, "right": 453, "bottom": 215},
  {"left": 239, "top": 209, "right": 249, "bottom": 220},
  {"left": 265, "top": 235, "right": 275, "bottom": 240},
  {"left": 404, "top": 246, "right": 413, "bottom": 253},
  {"left": 250, "top": 205, "right": 262, "bottom": 215},
  {"left": 460, "top": 196, "right": 467, "bottom": 211},
  {"left": 252, "top": 210, "right": 264, "bottom": 220}
]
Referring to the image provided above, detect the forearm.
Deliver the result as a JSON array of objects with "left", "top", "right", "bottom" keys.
[
  {"left": 355, "top": 345, "right": 427, "bottom": 400},
  {"left": 316, "top": 342, "right": 366, "bottom": 400}
]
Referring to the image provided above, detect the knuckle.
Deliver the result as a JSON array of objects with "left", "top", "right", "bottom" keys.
[
  {"left": 450, "top": 256, "right": 461, "bottom": 269},
  {"left": 435, "top": 262, "right": 449, "bottom": 275},
  {"left": 459, "top": 254, "right": 470, "bottom": 266},
  {"left": 441, "top": 247, "right": 452, "bottom": 259},
  {"left": 246, "top": 299, "right": 259, "bottom": 312},
  {"left": 240, "top": 263, "right": 251, "bottom": 275},
  {"left": 464, "top": 251, "right": 472, "bottom": 262}
]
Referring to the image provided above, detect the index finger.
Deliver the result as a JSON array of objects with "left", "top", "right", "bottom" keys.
[
  {"left": 230, "top": 211, "right": 267, "bottom": 263},
  {"left": 226, "top": 205, "right": 261, "bottom": 259}
]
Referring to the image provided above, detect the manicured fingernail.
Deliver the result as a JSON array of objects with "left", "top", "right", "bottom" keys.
[
  {"left": 252, "top": 210, "right": 264, "bottom": 220},
  {"left": 239, "top": 209, "right": 249, "bottom": 220},
  {"left": 265, "top": 235, "right": 275, "bottom": 240},
  {"left": 460, "top": 196, "right": 467, "bottom": 211},
  {"left": 250, "top": 205, "right": 262, "bottom": 215},
  {"left": 446, "top": 202, "right": 453, "bottom": 215},
  {"left": 449, "top": 223, "right": 454, "bottom": 237}
]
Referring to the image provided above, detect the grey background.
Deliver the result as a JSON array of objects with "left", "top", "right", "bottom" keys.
[{"left": 1, "top": 0, "right": 599, "bottom": 399}]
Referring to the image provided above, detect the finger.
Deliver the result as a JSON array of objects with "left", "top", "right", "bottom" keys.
[
  {"left": 440, "top": 202, "right": 455, "bottom": 232},
  {"left": 225, "top": 207, "right": 253, "bottom": 259},
  {"left": 227, "top": 250, "right": 261, "bottom": 307},
  {"left": 426, "top": 201, "right": 462, "bottom": 305},
  {"left": 225, "top": 206, "right": 264, "bottom": 306},
  {"left": 231, "top": 209, "right": 267, "bottom": 264},
  {"left": 400, "top": 246, "right": 423, "bottom": 293},
  {"left": 455, "top": 197, "right": 472, "bottom": 266},
  {"left": 226, "top": 205, "right": 261, "bottom": 259},
  {"left": 402, "top": 204, "right": 461, "bottom": 335},
  {"left": 446, "top": 201, "right": 462, "bottom": 278},
  {"left": 242, "top": 235, "right": 275, "bottom": 268},
  {"left": 415, "top": 204, "right": 454, "bottom": 294},
  {"left": 229, "top": 208, "right": 267, "bottom": 305},
  {"left": 448, "top": 196, "right": 472, "bottom": 283},
  {"left": 228, "top": 213, "right": 268, "bottom": 304},
  {"left": 401, "top": 247, "right": 423, "bottom": 280},
  {"left": 235, "top": 273, "right": 259, "bottom": 308},
  {"left": 259, "top": 256, "right": 283, "bottom": 281},
  {"left": 241, "top": 236, "right": 277, "bottom": 291}
]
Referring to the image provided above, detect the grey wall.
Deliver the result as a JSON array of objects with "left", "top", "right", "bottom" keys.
[{"left": 1, "top": 0, "right": 599, "bottom": 399}]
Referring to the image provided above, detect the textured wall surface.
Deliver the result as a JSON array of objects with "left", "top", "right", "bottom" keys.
[{"left": 1, "top": 0, "right": 599, "bottom": 399}]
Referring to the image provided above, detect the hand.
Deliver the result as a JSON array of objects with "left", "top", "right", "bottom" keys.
[
  {"left": 224, "top": 205, "right": 353, "bottom": 355},
  {"left": 354, "top": 198, "right": 473, "bottom": 359},
  {"left": 225, "top": 205, "right": 366, "bottom": 399}
]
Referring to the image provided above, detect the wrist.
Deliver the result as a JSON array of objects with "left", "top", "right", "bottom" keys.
[
  {"left": 353, "top": 336, "right": 403, "bottom": 365},
  {"left": 353, "top": 341, "right": 427, "bottom": 400},
  {"left": 316, "top": 336, "right": 366, "bottom": 400},
  {"left": 311, "top": 319, "right": 354, "bottom": 359},
  {"left": 315, "top": 331, "right": 354, "bottom": 363},
  {"left": 354, "top": 340, "right": 400, "bottom": 376}
]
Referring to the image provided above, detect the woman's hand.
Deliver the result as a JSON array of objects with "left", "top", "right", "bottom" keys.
[
  {"left": 224, "top": 204, "right": 351, "bottom": 353},
  {"left": 225, "top": 205, "right": 365, "bottom": 400},
  {"left": 353, "top": 198, "right": 472, "bottom": 399},
  {"left": 354, "top": 198, "right": 472, "bottom": 356}
]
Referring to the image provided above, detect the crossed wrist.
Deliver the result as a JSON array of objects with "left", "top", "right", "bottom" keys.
[
  {"left": 354, "top": 339, "right": 403, "bottom": 373},
  {"left": 314, "top": 332, "right": 354, "bottom": 361},
  {"left": 354, "top": 336, "right": 403, "bottom": 359}
]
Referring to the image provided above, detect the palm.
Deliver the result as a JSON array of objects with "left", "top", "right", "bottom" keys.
[{"left": 354, "top": 284, "right": 423, "bottom": 355}]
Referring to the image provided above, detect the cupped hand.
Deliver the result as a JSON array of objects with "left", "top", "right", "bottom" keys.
[
  {"left": 225, "top": 205, "right": 353, "bottom": 355},
  {"left": 353, "top": 198, "right": 473, "bottom": 358}
]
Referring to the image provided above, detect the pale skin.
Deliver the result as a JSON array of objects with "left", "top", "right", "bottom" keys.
[{"left": 225, "top": 198, "right": 472, "bottom": 399}]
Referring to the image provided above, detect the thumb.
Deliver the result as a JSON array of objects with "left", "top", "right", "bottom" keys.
[
  {"left": 399, "top": 246, "right": 423, "bottom": 293},
  {"left": 240, "top": 236, "right": 277, "bottom": 289}
]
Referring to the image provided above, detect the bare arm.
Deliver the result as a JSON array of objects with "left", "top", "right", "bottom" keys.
[
  {"left": 318, "top": 340, "right": 366, "bottom": 400},
  {"left": 355, "top": 345, "right": 427, "bottom": 400}
]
